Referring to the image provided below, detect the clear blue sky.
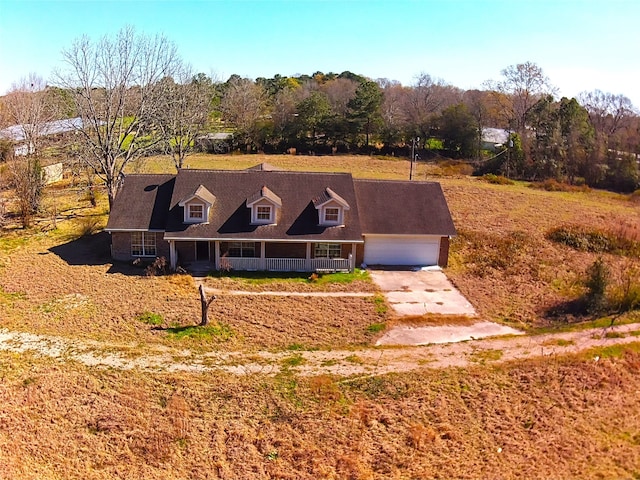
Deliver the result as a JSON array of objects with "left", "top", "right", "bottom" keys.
[{"left": 1, "top": 0, "right": 639, "bottom": 107}]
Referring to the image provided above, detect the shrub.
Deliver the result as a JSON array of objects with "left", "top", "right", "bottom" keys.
[
  {"left": 145, "top": 256, "right": 168, "bottom": 276},
  {"left": 609, "top": 266, "right": 640, "bottom": 313},
  {"left": 547, "top": 225, "right": 612, "bottom": 253},
  {"left": 547, "top": 225, "right": 640, "bottom": 257},
  {"left": 529, "top": 179, "right": 590, "bottom": 192},
  {"left": 584, "top": 258, "right": 610, "bottom": 314},
  {"left": 482, "top": 173, "right": 514, "bottom": 185}
]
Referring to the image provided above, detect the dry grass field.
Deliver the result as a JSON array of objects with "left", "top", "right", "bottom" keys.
[
  {"left": 1, "top": 153, "right": 640, "bottom": 478},
  {"left": 1, "top": 347, "right": 639, "bottom": 479}
]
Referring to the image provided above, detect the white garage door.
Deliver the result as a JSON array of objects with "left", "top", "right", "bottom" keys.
[{"left": 364, "top": 235, "right": 440, "bottom": 266}]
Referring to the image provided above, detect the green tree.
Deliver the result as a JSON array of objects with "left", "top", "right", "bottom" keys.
[
  {"left": 295, "top": 91, "right": 333, "bottom": 146},
  {"left": 347, "top": 80, "right": 383, "bottom": 147},
  {"left": 437, "top": 103, "right": 477, "bottom": 158}
]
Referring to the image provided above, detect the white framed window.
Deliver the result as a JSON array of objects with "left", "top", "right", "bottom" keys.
[
  {"left": 252, "top": 204, "right": 275, "bottom": 224},
  {"left": 324, "top": 207, "right": 340, "bottom": 223},
  {"left": 131, "top": 232, "right": 156, "bottom": 257},
  {"left": 257, "top": 206, "right": 272, "bottom": 221},
  {"left": 314, "top": 243, "right": 341, "bottom": 259},
  {"left": 188, "top": 204, "right": 203, "bottom": 220},
  {"left": 227, "top": 241, "right": 256, "bottom": 258}
]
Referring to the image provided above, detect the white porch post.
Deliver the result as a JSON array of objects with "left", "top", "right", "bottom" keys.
[
  {"left": 169, "top": 241, "right": 177, "bottom": 270},
  {"left": 351, "top": 243, "right": 357, "bottom": 272},
  {"left": 260, "top": 241, "right": 266, "bottom": 270},
  {"left": 306, "top": 242, "right": 312, "bottom": 271},
  {"left": 214, "top": 241, "right": 220, "bottom": 270}
]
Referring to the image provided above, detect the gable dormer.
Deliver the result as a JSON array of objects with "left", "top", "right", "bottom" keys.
[
  {"left": 246, "top": 185, "right": 282, "bottom": 225},
  {"left": 313, "top": 187, "right": 350, "bottom": 227},
  {"left": 178, "top": 184, "right": 216, "bottom": 224}
]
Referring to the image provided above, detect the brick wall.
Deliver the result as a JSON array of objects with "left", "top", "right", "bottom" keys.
[
  {"left": 265, "top": 242, "right": 306, "bottom": 258},
  {"left": 438, "top": 236, "right": 450, "bottom": 268},
  {"left": 110, "top": 232, "right": 169, "bottom": 262}
]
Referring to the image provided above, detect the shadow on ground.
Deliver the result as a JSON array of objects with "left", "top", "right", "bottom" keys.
[{"left": 48, "top": 231, "right": 148, "bottom": 276}]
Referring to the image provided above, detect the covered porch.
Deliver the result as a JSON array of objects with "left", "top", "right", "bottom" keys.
[{"left": 169, "top": 239, "right": 359, "bottom": 273}]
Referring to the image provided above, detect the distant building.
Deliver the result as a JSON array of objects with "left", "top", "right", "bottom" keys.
[
  {"left": 0, "top": 117, "right": 83, "bottom": 156},
  {"left": 481, "top": 128, "right": 509, "bottom": 152}
]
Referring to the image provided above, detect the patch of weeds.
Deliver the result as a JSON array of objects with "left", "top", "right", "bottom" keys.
[
  {"left": 464, "top": 230, "right": 529, "bottom": 276},
  {"left": 167, "top": 323, "right": 235, "bottom": 341},
  {"left": 281, "top": 354, "right": 305, "bottom": 368},
  {"left": 22, "top": 377, "right": 36, "bottom": 387},
  {"left": 344, "top": 354, "right": 364, "bottom": 364},
  {"left": 137, "top": 311, "right": 164, "bottom": 326},
  {"left": 0, "top": 234, "right": 29, "bottom": 254},
  {"left": 371, "top": 294, "right": 388, "bottom": 316},
  {"left": 604, "top": 331, "right": 625, "bottom": 339},
  {"left": 366, "top": 322, "right": 386, "bottom": 334},
  {"left": 629, "top": 330, "right": 640, "bottom": 337},
  {"left": 470, "top": 349, "right": 503, "bottom": 363},
  {"left": 0, "top": 287, "right": 26, "bottom": 304},
  {"left": 266, "top": 450, "right": 279, "bottom": 461},
  {"left": 320, "top": 359, "right": 338, "bottom": 367},
  {"left": 176, "top": 438, "right": 188, "bottom": 449},
  {"left": 553, "top": 339, "right": 575, "bottom": 347},
  {"left": 586, "top": 342, "right": 640, "bottom": 360},
  {"left": 286, "top": 343, "right": 304, "bottom": 351}
]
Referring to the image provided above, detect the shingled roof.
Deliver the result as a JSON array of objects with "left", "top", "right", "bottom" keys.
[
  {"left": 105, "top": 174, "right": 175, "bottom": 231},
  {"left": 106, "top": 167, "right": 456, "bottom": 242},
  {"left": 164, "top": 169, "right": 363, "bottom": 242},
  {"left": 354, "top": 179, "right": 457, "bottom": 236}
]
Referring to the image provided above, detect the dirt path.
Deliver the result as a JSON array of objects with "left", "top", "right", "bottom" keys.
[{"left": 1, "top": 323, "right": 638, "bottom": 377}]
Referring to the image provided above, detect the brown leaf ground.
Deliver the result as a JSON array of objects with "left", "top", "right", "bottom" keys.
[{"left": 1, "top": 347, "right": 639, "bottom": 479}]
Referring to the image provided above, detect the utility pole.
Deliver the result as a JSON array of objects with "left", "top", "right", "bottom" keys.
[{"left": 409, "top": 136, "right": 420, "bottom": 180}]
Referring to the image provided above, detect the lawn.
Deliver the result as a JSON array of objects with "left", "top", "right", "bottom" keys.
[
  {"left": 1, "top": 153, "right": 640, "bottom": 478},
  {"left": 1, "top": 153, "right": 639, "bottom": 346}
]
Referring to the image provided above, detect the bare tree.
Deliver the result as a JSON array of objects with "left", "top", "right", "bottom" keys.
[
  {"left": 405, "top": 73, "right": 460, "bottom": 143},
  {"left": 577, "top": 90, "right": 635, "bottom": 137},
  {"left": 3, "top": 74, "right": 53, "bottom": 227},
  {"left": 9, "top": 158, "right": 45, "bottom": 228},
  {"left": 55, "top": 26, "right": 181, "bottom": 209},
  {"left": 3, "top": 74, "right": 55, "bottom": 156},
  {"left": 219, "top": 76, "right": 268, "bottom": 150},
  {"left": 320, "top": 77, "right": 358, "bottom": 116},
  {"left": 153, "top": 68, "right": 217, "bottom": 170},
  {"left": 493, "top": 61, "right": 556, "bottom": 133}
]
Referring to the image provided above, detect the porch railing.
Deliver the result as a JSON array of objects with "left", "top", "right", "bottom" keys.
[
  {"left": 310, "top": 257, "right": 350, "bottom": 272},
  {"left": 224, "top": 256, "right": 352, "bottom": 272}
]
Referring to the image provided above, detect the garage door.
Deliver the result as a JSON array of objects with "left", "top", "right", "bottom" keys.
[{"left": 364, "top": 235, "right": 441, "bottom": 266}]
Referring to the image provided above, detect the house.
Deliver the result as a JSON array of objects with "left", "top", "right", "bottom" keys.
[
  {"left": 481, "top": 127, "right": 510, "bottom": 152},
  {"left": 105, "top": 165, "right": 456, "bottom": 272}
]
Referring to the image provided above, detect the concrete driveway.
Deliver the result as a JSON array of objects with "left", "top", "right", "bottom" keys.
[{"left": 368, "top": 268, "right": 476, "bottom": 316}]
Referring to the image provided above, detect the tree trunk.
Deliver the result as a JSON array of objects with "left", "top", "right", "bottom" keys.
[{"left": 199, "top": 284, "right": 216, "bottom": 326}]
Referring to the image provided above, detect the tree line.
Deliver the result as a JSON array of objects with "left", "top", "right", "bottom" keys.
[{"left": 1, "top": 27, "right": 639, "bottom": 226}]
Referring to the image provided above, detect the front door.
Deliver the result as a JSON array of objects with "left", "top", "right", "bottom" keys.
[{"left": 196, "top": 241, "right": 210, "bottom": 261}]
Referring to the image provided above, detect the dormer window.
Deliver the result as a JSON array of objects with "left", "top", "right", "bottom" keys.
[
  {"left": 178, "top": 184, "right": 216, "bottom": 224},
  {"left": 247, "top": 186, "right": 281, "bottom": 225},
  {"left": 313, "top": 187, "right": 350, "bottom": 227}
]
